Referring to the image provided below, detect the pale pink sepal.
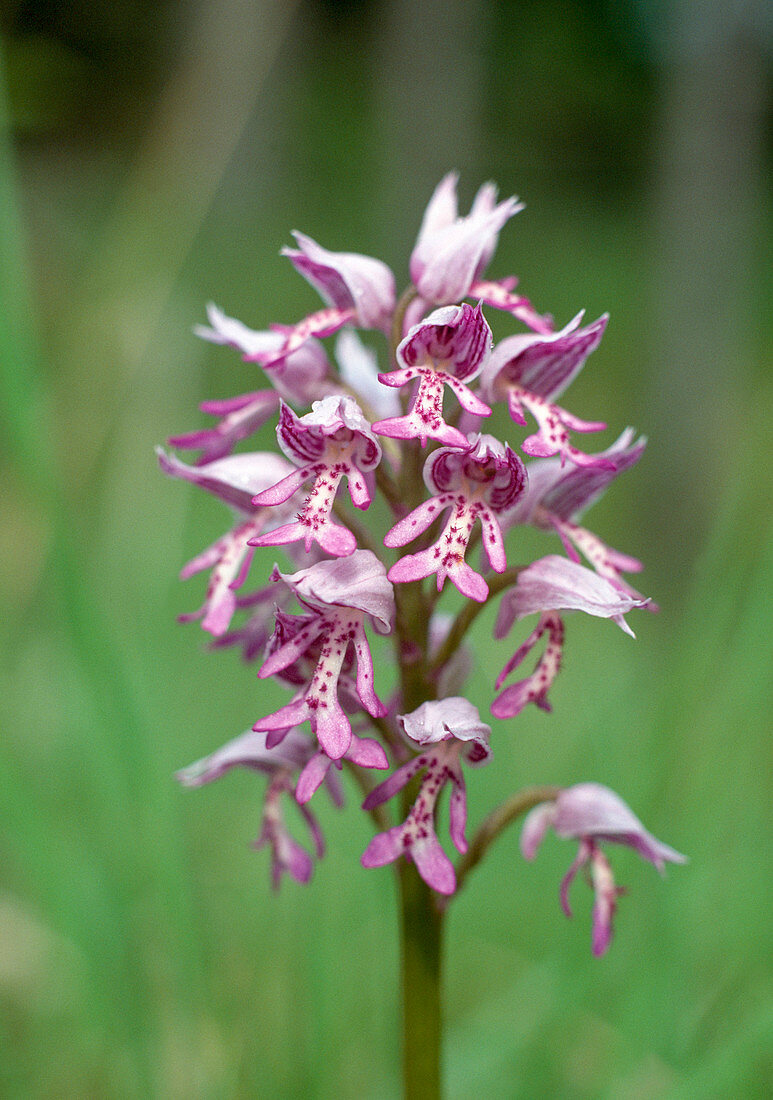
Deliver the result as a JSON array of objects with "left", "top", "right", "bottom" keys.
[
  {"left": 410, "top": 173, "right": 523, "bottom": 305},
  {"left": 283, "top": 231, "right": 396, "bottom": 331},
  {"left": 496, "top": 555, "right": 649, "bottom": 637}
]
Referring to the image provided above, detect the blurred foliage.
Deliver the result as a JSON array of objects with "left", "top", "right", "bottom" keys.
[
  {"left": 1, "top": 0, "right": 176, "bottom": 132},
  {"left": 1, "top": 1, "right": 771, "bottom": 1097}
]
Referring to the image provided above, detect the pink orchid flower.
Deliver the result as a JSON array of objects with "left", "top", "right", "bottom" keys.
[
  {"left": 249, "top": 395, "right": 382, "bottom": 557},
  {"left": 361, "top": 698, "right": 491, "bottom": 895},
  {"left": 373, "top": 303, "right": 492, "bottom": 448},
  {"left": 522, "top": 783, "right": 686, "bottom": 955},
  {"left": 480, "top": 311, "right": 610, "bottom": 468},
  {"left": 386, "top": 433, "right": 526, "bottom": 602}
]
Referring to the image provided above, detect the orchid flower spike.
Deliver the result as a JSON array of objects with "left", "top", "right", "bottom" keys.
[
  {"left": 159, "top": 176, "right": 677, "bottom": 948},
  {"left": 521, "top": 783, "right": 686, "bottom": 955}
]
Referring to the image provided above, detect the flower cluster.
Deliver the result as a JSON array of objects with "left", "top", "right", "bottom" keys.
[{"left": 160, "top": 174, "right": 683, "bottom": 954}]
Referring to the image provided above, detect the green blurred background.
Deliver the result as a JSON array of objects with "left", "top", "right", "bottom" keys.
[{"left": 1, "top": 1, "right": 771, "bottom": 1096}]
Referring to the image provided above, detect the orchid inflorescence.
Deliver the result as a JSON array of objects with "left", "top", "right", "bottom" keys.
[{"left": 160, "top": 174, "right": 684, "bottom": 955}]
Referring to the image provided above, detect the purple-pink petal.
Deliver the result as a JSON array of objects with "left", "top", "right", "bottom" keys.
[
  {"left": 195, "top": 302, "right": 332, "bottom": 405},
  {"left": 251, "top": 465, "right": 313, "bottom": 508},
  {"left": 520, "top": 801, "right": 557, "bottom": 860},
  {"left": 275, "top": 395, "right": 382, "bottom": 471},
  {"left": 372, "top": 406, "right": 470, "bottom": 450},
  {"left": 388, "top": 543, "right": 489, "bottom": 602},
  {"left": 361, "top": 822, "right": 456, "bottom": 895},
  {"left": 254, "top": 823, "right": 314, "bottom": 888},
  {"left": 157, "top": 448, "right": 295, "bottom": 514},
  {"left": 447, "top": 771, "right": 468, "bottom": 854},
  {"left": 538, "top": 429, "right": 647, "bottom": 520},
  {"left": 383, "top": 493, "right": 455, "bottom": 549},
  {"left": 424, "top": 433, "right": 526, "bottom": 512},
  {"left": 168, "top": 390, "right": 280, "bottom": 464},
  {"left": 294, "top": 732, "right": 387, "bottom": 805},
  {"left": 559, "top": 842, "right": 589, "bottom": 918},
  {"left": 491, "top": 679, "right": 548, "bottom": 719},
  {"left": 551, "top": 783, "right": 688, "bottom": 871},
  {"left": 411, "top": 834, "right": 457, "bottom": 895},
  {"left": 346, "top": 735, "right": 389, "bottom": 771},
  {"left": 362, "top": 755, "right": 426, "bottom": 811},
  {"left": 282, "top": 231, "right": 395, "bottom": 330},
  {"left": 589, "top": 847, "right": 621, "bottom": 956},
  {"left": 175, "top": 727, "right": 312, "bottom": 787},
  {"left": 481, "top": 312, "right": 608, "bottom": 403},
  {"left": 399, "top": 698, "right": 492, "bottom": 761},
  {"left": 492, "top": 611, "right": 564, "bottom": 717},
  {"left": 258, "top": 617, "right": 327, "bottom": 680},
  {"left": 195, "top": 302, "right": 286, "bottom": 358},
  {"left": 396, "top": 302, "right": 492, "bottom": 382},
  {"left": 361, "top": 826, "right": 405, "bottom": 869},
  {"left": 273, "top": 551, "right": 395, "bottom": 635},
  {"left": 470, "top": 278, "right": 553, "bottom": 334},
  {"left": 252, "top": 512, "right": 357, "bottom": 558},
  {"left": 498, "top": 555, "right": 649, "bottom": 637},
  {"left": 256, "top": 693, "right": 353, "bottom": 761},
  {"left": 351, "top": 632, "right": 387, "bottom": 717},
  {"left": 295, "top": 752, "right": 334, "bottom": 805}
]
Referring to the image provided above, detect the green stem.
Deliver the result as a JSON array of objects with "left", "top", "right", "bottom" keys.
[
  {"left": 385, "top": 282, "right": 445, "bottom": 1097},
  {"left": 398, "top": 860, "right": 444, "bottom": 1100},
  {"left": 376, "top": 460, "right": 404, "bottom": 513},
  {"left": 451, "top": 785, "right": 562, "bottom": 900},
  {"left": 344, "top": 759, "right": 393, "bottom": 832},
  {"left": 364, "top": 711, "right": 403, "bottom": 757},
  {"left": 427, "top": 565, "right": 526, "bottom": 674},
  {"left": 391, "top": 285, "right": 419, "bottom": 364},
  {"left": 331, "top": 498, "right": 381, "bottom": 557}
]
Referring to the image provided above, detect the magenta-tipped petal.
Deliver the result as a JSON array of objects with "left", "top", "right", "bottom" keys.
[
  {"left": 552, "top": 783, "right": 688, "bottom": 870},
  {"left": 274, "top": 551, "right": 395, "bottom": 635},
  {"left": 412, "top": 835, "right": 457, "bottom": 895},
  {"left": 283, "top": 231, "right": 395, "bottom": 331},
  {"left": 399, "top": 698, "right": 492, "bottom": 762},
  {"left": 361, "top": 827, "right": 404, "bottom": 869}
]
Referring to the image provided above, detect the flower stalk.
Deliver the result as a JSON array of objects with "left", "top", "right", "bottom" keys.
[
  {"left": 452, "top": 784, "right": 563, "bottom": 897},
  {"left": 398, "top": 860, "right": 444, "bottom": 1100}
]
